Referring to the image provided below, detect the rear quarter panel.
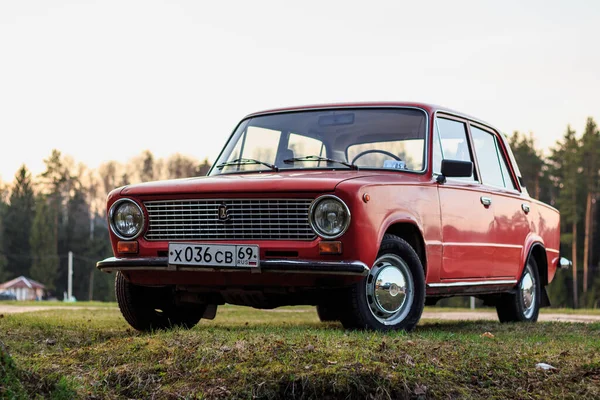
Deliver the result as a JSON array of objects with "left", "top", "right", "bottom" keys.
[{"left": 526, "top": 200, "right": 561, "bottom": 283}]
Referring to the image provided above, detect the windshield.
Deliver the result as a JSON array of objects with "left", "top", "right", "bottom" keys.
[{"left": 209, "top": 108, "right": 427, "bottom": 176}]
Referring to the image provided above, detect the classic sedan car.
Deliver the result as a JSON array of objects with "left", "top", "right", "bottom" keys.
[{"left": 97, "top": 102, "right": 567, "bottom": 332}]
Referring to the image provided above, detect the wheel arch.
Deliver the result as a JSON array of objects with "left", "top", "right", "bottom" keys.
[
  {"left": 526, "top": 242, "right": 549, "bottom": 286},
  {"left": 382, "top": 221, "right": 427, "bottom": 275}
]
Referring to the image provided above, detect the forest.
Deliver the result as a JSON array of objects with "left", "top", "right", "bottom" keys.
[{"left": 0, "top": 118, "right": 599, "bottom": 307}]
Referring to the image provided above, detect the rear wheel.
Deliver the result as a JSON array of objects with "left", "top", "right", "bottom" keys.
[
  {"left": 341, "top": 234, "right": 425, "bottom": 331},
  {"left": 496, "top": 257, "right": 541, "bottom": 322},
  {"left": 115, "top": 272, "right": 205, "bottom": 331}
]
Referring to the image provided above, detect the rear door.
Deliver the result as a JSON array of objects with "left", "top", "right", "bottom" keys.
[
  {"left": 434, "top": 115, "right": 496, "bottom": 279},
  {"left": 468, "top": 123, "right": 529, "bottom": 278}
]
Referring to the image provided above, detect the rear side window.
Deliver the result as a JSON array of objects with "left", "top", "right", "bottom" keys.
[
  {"left": 433, "top": 117, "right": 475, "bottom": 180},
  {"left": 470, "top": 126, "right": 516, "bottom": 189}
]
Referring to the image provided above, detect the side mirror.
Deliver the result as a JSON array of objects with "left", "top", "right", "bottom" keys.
[{"left": 437, "top": 159, "right": 473, "bottom": 183}]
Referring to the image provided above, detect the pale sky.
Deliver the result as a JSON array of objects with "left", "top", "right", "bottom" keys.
[{"left": 1, "top": 0, "right": 599, "bottom": 182}]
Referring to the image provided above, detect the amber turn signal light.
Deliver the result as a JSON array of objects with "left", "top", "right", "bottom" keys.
[
  {"left": 117, "top": 241, "right": 138, "bottom": 254},
  {"left": 319, "top": 241, "right": 342, "bottom": 255}
]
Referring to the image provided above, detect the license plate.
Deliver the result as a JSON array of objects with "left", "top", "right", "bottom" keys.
[{"left": 168, "top": 243, "right": 260, "bottom": 268}]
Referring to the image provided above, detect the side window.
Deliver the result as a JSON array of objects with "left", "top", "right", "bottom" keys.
[
  {"left": 434, "top": 117, "right": 475, "bottom": 180},
  {"left": 470, "top": 126, "right": 515, "bottom": 189}
]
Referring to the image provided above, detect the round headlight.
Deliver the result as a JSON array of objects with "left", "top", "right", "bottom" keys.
[
  {"left": 110, "top": 199, "right": 144, "bottom": 239},
  {"left": 309, "top": 195, "right": 351, "bottom": 239}
]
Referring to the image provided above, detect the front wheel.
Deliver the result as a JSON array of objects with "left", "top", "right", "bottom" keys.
[
  {"left": 341, "top": 234, "right": 425, "bottom": 331},
  {"left": 115, "top": 272, "right": 206, "bottom": 331},
  {"left": 496, "top": 258, "right": 541, "bottom": 322},
  {"left": 316, "top": 303, "right": 340, "bottom": 322}
]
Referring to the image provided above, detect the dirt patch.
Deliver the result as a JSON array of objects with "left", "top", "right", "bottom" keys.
[
  {"left": 421, "top": 311, "right": 600, "bottom": 323},
  {"left": 0, "top": 306, "right": 108, "bottom": 314},
  {"left": 1, "top": 305, "right": 599, "bottom": 323}
]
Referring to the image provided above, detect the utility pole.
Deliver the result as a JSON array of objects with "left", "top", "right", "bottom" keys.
[{"left": 68, "top": 251, "right": 73, "bottom": 302}]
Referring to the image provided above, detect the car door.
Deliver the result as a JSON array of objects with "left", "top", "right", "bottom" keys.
[
  {"left": 434, "top": 115, "right": 497, "bottom": 280},
  {"left": 469, "top": 124, "right": 529, "bottom": 278}
]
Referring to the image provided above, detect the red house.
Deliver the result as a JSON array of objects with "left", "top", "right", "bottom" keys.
[{"left": 0, "top": 276, "right": 45, "bottom": 301}]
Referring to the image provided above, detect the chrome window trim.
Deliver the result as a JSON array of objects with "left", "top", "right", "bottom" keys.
[
  {"left": 109, "top": 198, "right": 146, "bottom": 241},
  {"left": 208, "top": 106, "right": 430, "bottom": 176},
  {"left": 468, "top": 123, "right": 521, "bottom": 194},
  {"left": 434, "top": 109, "right": 523, "bottom": 193},
  {"left": 432, "top": 115, "right": 479, "bottom": 184},
  {"left": 308, "top": 194, "right": 351, "bottom": 240}
]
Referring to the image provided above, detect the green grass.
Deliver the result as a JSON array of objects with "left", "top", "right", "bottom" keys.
[{"left": 0, "top": 306, "right": 598, "bottom": 399}]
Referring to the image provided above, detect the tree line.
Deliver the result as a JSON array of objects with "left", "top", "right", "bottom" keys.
[
  {"left": 0, "top": 150, "right": 210, "bottom": 301},
  {"left": 0, "top": 120, "right": 599, "bottom": 307}
]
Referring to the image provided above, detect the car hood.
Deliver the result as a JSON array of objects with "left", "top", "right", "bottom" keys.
[{"left": 120, "top": 170, "right": 385, "bottom": 196}]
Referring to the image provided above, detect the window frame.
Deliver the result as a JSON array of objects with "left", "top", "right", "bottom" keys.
[
  {"left": 468, "top": 121, "right": 520, "bottom": 193},
  {"left": 208, "top": 106, "right": 430, "bottom": 176},
  {"left": 433, "top": 113, "right": 481, "bottom": 183}
]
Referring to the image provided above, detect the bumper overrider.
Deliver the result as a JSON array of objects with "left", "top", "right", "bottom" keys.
[{"left": 96, "top": 257, "right": 369, "bottom": 276}]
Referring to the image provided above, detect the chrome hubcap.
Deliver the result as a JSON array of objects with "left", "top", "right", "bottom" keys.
[
  {"left": 366, "top": 255, "right": 414, "bottom": 325},
  {"left": 520, "top": 264, "right": 536, "bottom": 319}
]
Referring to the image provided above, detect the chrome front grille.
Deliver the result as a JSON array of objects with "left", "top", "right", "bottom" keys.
[{"left": 144, "top": 199, "right": 316, "bottom": 241}]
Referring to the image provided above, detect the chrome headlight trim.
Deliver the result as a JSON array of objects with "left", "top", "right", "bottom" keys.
[
  {"left": 308, "top": 195, "right": 351, "bottom": 239},
  {"left": 109, "top": 198, "right": 145, "bottom": 240}
]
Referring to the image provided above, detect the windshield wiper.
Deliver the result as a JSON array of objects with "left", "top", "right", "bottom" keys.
[
  {"left": 283, "top": 155, "right": 358, "bottom": 170},
  {"left": 216, "top": 158, "right": 279, "bottom": 171}
]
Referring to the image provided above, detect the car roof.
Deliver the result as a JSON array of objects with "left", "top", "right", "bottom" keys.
[{"left": 243, "top": 101, "right": 481, "bottom": 122}]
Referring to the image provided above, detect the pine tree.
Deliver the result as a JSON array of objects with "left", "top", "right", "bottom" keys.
[
  {"left": 3, "top": 165, "right": 35, "bottom": 279},
  {"left": 0, "top": 185, "right": 9, "bottom": 282},
  {"left": 197, "top": 158, "right": 212, "bottom": 176},
  {"left": 167, "top": 154, "right": 198, "bottom": 179},
  {"left": 39, "top": 150, "right": 79, "bottom": 294},
  {"left": 508, "top": 132, "right": 551, "bottom": 202},
  {"left": 29, "top": 195, "right": 58, "bottom": 291},
  {"left": 64, "top": 187, "right": 92, "bottom": 300},
  {"left": 549, "top": 126, "right": 583, "bottom": 307},
  {"left": 140, "top": 150, "right": 155, "bottom": 182},
  {"left": 580, "top": 117, "right": 600, "bottom": 294}
]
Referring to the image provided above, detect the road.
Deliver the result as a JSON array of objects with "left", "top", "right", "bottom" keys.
[{"left": 0, "top": 305, "right": 599, "bottom": 323}]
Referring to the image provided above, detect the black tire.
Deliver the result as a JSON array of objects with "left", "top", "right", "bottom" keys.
[
  {"left": 341, "top": 234, "right": 425, "bottom": 332},
  {"left": 496, "top": 257, "right": 541, "bottom": 323},
  {"left": 316, "top": 303, "right": 340, "bottom": 322},
  {"left": 115, "top": 272, "right": 205, "bottom": 331}
]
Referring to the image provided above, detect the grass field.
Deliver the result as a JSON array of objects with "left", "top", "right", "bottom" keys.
[{"left": 1, "top": 305, "right": 599, "bottom": 399}]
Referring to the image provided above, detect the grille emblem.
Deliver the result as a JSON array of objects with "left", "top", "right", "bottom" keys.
[{"left": 218, "top": 203, "right": 230, "bottom": 221}]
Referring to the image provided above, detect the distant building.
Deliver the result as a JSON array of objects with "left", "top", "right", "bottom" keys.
[{"left": 0, "top": 276, "right": 45, "bottom": 300}]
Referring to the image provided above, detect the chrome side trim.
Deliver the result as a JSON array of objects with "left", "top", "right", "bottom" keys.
[
  {"left": 96, "top": 257, "right": 369, "bottom": 276},
  {"left": 427, "top": 279, "right": 517, "bottom": 288}
]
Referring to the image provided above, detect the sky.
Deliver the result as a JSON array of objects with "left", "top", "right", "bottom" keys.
[{"left": 1, "top": 0, "right": 599, "bottom": 182}]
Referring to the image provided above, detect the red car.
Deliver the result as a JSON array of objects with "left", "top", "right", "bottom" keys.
[{"left": 97, "top": 102, "right": 569, "bottom": 332}]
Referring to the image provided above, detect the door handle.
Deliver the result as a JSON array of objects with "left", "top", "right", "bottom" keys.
[
  {"left": 522, "top": 203, "right": 530, "bottom": 214},
  {"left": 480, "top": 196, "right": 492, "bottom": 206}
]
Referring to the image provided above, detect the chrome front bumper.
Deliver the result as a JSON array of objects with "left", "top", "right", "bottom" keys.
[{"left": 96, "top": 257, "right": 369, "bottom": 276}]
